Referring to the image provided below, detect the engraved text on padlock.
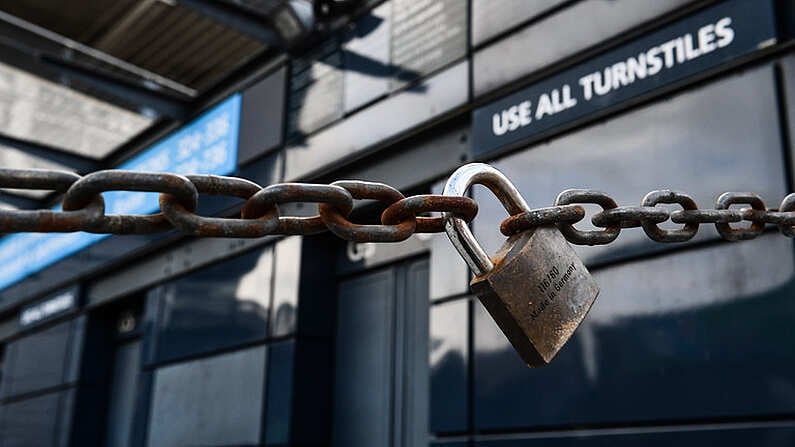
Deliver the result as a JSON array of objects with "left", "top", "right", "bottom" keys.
[
  {"left": 443, "top": 163, "right": 599, "bottom": 367},
  {"left": 470, "top": 226, "right": 598, "bottom": 366}
]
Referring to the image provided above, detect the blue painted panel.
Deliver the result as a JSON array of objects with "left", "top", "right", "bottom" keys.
[{"left": 0, "top": 95, "right": 241, "bottom": 292}]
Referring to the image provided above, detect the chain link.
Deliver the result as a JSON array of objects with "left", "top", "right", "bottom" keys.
[
  {"left": 554, "top": 189, "right": 620, "bottom": 245},
  {"left": 506, "top": 189, "right": 795, "bottom": 245},
  {"left": 0, "top": 169, "right": 479, "bottom": 242},
  {"left": 2, "top": 168, "right": 795, "bottom": 245},
  {"left": 640, "top": 190, "right": 699, "bottom": 243}
]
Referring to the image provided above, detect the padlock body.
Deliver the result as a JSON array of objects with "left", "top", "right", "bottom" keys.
[{"left": 471, "top": 226, "right": 598, "bottom": 367}]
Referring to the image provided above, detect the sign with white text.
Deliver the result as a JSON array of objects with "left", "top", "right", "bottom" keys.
[
  {"left": 472, "top": 0, "right": 777, "bottom": 158},
  {"left": 19, "top": 286, "right": 79, "bottom": 327}
]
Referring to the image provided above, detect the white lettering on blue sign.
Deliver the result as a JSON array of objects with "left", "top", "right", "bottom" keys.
[{"left": 0, "top": 94, "right": 242, "bottom": 291}]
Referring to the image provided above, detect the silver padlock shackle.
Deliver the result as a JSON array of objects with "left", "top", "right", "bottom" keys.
[{"left": 443, "top": 163, "right": 530, "bottom": 276}]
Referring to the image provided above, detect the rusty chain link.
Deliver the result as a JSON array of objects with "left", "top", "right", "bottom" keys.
[
  {"left": 0, "top": 169, "right": 479, "bottom": 243},
  {"left": 2, "top": 168, "right": 795, "bottom": 245}
]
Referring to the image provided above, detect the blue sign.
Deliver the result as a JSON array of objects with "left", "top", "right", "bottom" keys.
[{"left": 0, "top": 94, "right": 242, "bottom": 291}]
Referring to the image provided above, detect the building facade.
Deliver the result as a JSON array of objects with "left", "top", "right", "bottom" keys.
[{"left": 0, "top": 0, "right": 794, "bottom": 445}]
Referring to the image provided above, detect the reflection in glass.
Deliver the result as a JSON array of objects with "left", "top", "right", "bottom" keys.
[
  {"left": 147, "top": 247, "right": 272, "bottom": 364},
  {"left": 288, "top": 38, "right": 345, "bottom": 138},
  {"left": 390, "top": 0, "right": 468, "bottom": 89},
  {"left": 430, "top": 298, "right": 469, "bottom": 433},
  {"left": 271, "top": 236, "right": 302, "bottom": 337},
  {"left": 474, "top": 235, "right": 795, "bottom": 430}
]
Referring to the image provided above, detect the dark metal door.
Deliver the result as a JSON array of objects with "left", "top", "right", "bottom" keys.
[{"left": 333, "top": 257, "right": 429, "bottom": 447}]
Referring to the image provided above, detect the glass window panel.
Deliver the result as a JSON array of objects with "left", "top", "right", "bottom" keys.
[
  {"left": 147, "top": 346, "right": 266, "bottom": 447},
  {"left": 0, "top": 62, "right": 152, "bottom": 158},
  {"left": 146, "top": 247, "right": 272, "bottom": 364},
  {"left": 390, "top": 0, "right": 468, "bottom": 89},
  {"left": 0, "top": 389, "right": 74, "bottom": 446},
  {"left": 430, "top": 297, "right": 469, "bottom": 434},
  {"left": 284, "top": 61, "right": 468, "bottom": 181},
  {"left": 238, "top": 68, "right": 286, "bottom": 164},
  {"left": 473, "top": 234, "right": 795, "bottom": 430},
  {"left": 473, "top": 65, "right": 786, "bottom": 266},
  {"left": 0, "top": 318, "right": 83, "bottom": 398},
  {"left": 288, "top": 39, "right": 344, "bottom": 138}
]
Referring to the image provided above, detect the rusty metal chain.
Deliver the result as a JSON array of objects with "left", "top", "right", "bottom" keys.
[
  {"left": 1, "top": 169, "right": 795, "bottom": 245},
  {"left": 0, "top": 169, "right": 479, "bottom": 242},
  {"left": 504, "top": 189, "right": 795, "bottom": 245}
]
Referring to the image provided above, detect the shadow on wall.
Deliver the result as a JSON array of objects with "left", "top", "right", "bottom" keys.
[{"left": 288, "top": 10, "right": 426, "bottom": 146}]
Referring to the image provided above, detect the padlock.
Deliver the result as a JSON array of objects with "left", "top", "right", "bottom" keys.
[{"left": 443, "top": 163, "right": 599, "bottom": 367}]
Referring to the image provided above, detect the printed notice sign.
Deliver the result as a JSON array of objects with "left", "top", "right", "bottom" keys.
[{"left": 472, "top": 0, "right": 777, "bottom": 158}]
